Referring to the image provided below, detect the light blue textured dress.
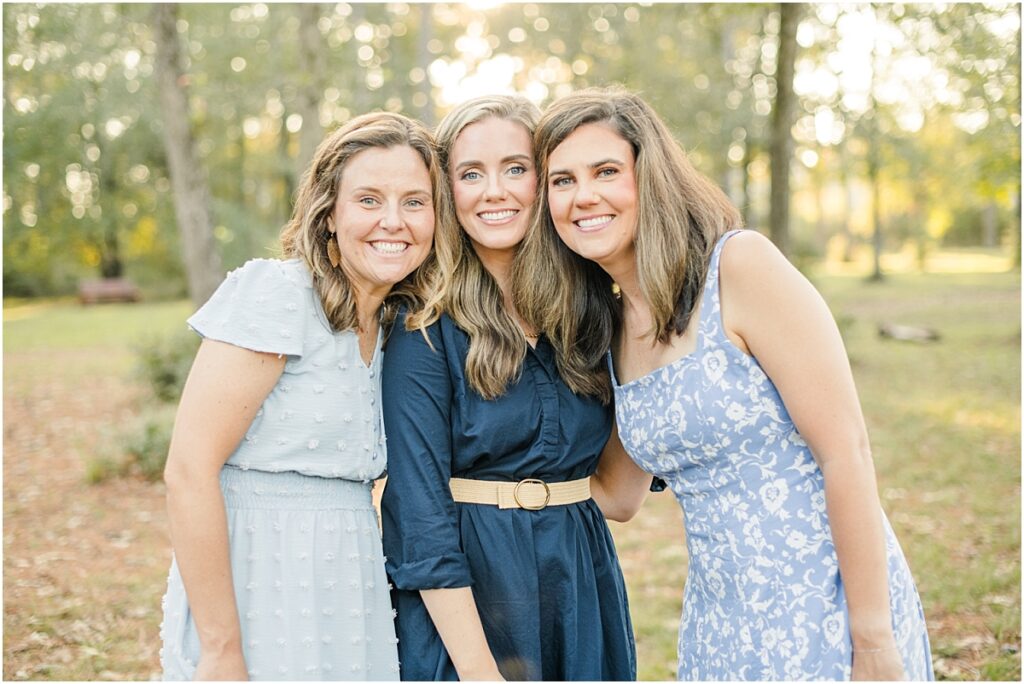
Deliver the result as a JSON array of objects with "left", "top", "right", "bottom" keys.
[
  {"left": 159, "top": 258, "right": 399, "bottom": 681},
  {"left": 611, "top": 231, "right": 933, "bottom": 680}
]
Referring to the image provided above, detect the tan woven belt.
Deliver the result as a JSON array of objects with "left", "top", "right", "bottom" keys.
[{"left": 449, "top": 477, "right": 591, "bottom": 511}]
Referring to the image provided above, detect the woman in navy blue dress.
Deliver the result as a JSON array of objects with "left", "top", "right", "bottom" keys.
[{"left": 380, "top": 95, "right": 638, "bottom": 681}]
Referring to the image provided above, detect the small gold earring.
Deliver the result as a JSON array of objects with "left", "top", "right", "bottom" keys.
[{"left": 327, "top": 236, "right": 341, "bottom": 268}]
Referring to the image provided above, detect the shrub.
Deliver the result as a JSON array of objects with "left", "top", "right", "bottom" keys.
[
  {"left": 121, "top": 405, "right": 177, "bottom": 480},
  {"left": 134, "top": 331, "right": 199, "bottom": 403},
  {"left": 87, "top": 333, "right": 196, "bottom": 484},
  {"left": 87, "top": 405, "right": 177, "bottom": 483}
]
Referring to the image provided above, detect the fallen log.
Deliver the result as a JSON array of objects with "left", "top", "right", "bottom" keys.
[{"left": 877, "top": 323, "right": 940, "bottom": 343}]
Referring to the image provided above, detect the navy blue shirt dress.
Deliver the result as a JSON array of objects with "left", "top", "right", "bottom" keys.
[{"left": 381, "top": 310, "right": 637, "bottom": 681}]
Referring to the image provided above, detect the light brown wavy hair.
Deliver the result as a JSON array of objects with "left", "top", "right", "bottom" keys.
[
  {"left": 513, "top": 87, "right": 743, "bottom": 402},
  {"left": 405, "top": 95, "right": 541, "bottom": 400},
  {"left": 280, "top": 111, "right": 440, "bottom": 332}
]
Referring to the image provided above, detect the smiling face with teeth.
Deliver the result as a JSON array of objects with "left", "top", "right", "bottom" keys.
[
  {"left": 450, "top": 116, "right": 537, "bottom": 263},
  {"left": 546, "top": 122, "right": 639, "bottom": 276},
  {"left": 329, "top": 144, "right": 435, "bottom": 298}
]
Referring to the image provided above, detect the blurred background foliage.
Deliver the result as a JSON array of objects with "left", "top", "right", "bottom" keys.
[
  {"left": 3, "top": 2, "right": 1020, "bottom": 300},
  {"left": 3, "top": 5, "right": 1020, "bottom": 679}
]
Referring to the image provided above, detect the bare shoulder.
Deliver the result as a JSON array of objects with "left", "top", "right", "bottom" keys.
[
  {"left": 717, "top": 230, "right": 825, "bottom": 345},
  {"left": 719, "top": 230, "right": 790, "bottom": 281}
]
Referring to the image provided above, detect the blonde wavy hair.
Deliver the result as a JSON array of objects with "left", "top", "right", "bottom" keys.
[
  {"left": 405, "top": 95, "right": 541, "bottom": 400},
  {"left": 280, "top": 111, "right": 440, "bottom": 331},
  {"left": 513, "top": 87, "right": 743, "bottom": 402}
]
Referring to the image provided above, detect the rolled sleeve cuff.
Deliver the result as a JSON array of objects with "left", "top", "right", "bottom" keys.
[{"left": 386, "top": 553, "right": 474, "bottom": 590}]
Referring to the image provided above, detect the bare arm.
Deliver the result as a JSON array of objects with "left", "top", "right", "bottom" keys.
[
  {"left": 720, "top": 231, "right": 905, "bottom": 680},
  {"left": 590, "top": 421, "right": 653, "bottom": 522},
  {"left": 420, "top": 588, "right": 504, "bottom": 680},
  {"left": 163, "top": 339, "right": 285, "bottom": 681}
]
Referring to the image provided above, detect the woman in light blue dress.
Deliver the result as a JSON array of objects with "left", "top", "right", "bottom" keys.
[
  {"left": 515, "top": 87, "right": 933, "bottom": 680},
  {"left": 159, "top": 112, "right": 438, "bottom": 681}
]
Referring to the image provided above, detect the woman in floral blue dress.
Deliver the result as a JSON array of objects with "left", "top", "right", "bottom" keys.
[{"left": 515, "top": 87, "right": 933, "bottom": 680}]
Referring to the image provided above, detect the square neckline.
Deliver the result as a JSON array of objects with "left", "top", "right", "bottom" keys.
[
  {"left": 609, "top": 229, "right": 743, "bottom": 391},
  {"left": 607, "top": 298, "right": 705, "bottom": 391}
]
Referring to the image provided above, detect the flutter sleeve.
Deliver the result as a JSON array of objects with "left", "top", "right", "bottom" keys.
[
  {"left": 186, "top": 258, "right": 309, "bottom": 358},
  {"left": 381, "top": 312, "right": 473, "bottom": 590}
]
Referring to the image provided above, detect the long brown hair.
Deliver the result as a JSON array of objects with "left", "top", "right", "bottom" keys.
[
  {"left": 406, "top": 95, "right": 541, "bottom": 399},
  {"left": 280, "top": 111, "right": 441, "bottom": 331},
  {"left": 514, "top": 87, "right": 742, "bottom": 400}
]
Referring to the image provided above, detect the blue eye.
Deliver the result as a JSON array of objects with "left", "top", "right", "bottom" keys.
[
  {"left": 551, "top": 176, "right": 572, "bottom": 188},
  {"left": 597, "top": 167, "right": 618, "bottom": 178},
  {"left": 359, "top": 197, "right": 380, "bottom": 207},
  {"left": 461, "top": 170, "right": 482, "bottom": 182},
  {"left": 508, "top": 164, "right": 527, "bottom": 176}
]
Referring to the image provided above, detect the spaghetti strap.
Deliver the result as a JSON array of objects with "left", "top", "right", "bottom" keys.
[{"left": 695, "top": 229, "right": 745, "bottom": 348}]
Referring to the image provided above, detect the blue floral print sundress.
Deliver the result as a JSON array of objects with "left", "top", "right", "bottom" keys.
[{"left": 611, "top": 230, "right": 933, "bottom": 680}]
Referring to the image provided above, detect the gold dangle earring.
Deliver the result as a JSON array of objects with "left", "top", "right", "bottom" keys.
[
  {"left": 327, "top": 232, "right": 341, "bottom": 268},
  {"left": 327, "top": 238, "right": 341, "bottom": 268}
]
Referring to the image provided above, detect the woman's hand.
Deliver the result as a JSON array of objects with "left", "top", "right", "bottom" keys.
[
  {"left": 852, "top": 647, "right": 907, "bottom": 681},
  {"left": 194, "top": 648, "right": 249, "bottom": 681},
  {"left": 458, "top": 664, "right": 506, "bottom": 681},
  {"left": 420, "top": 587, "right": 504, "bottom": 682}
]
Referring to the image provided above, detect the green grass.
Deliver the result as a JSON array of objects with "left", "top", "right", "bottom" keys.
[
  {"left": 3, "top": 299, "right": 192, "bottom": 353},
  {"left": 3, "top": 300, "right": 193, "bottom": 377}
]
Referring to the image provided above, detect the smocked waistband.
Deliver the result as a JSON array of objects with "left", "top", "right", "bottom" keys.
[{"left": 219, "top": 466, "right": 374, "bottom": 511}]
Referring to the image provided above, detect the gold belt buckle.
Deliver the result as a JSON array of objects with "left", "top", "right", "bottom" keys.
[{"left": 513, "top": 478, "right": 551, "bottom": 510}]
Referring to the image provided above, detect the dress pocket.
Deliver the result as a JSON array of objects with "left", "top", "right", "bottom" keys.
[{"left": 160, "top": 562, "right": 202, "bottom": 681}]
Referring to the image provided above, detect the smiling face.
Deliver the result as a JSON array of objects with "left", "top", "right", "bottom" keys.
[
  {"left": 450, "top": 116, "right": 537, "bottom": 262},
  {"left": 546, "top": 121, "right": 639, "bottom": 275},
  {"left": 329, "top": 144, "right": 434, "bottom": 297}
]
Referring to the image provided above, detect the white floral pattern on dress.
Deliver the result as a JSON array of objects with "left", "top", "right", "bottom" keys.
[{"left": 611, "top": 230, "right": 933, "bottom": 681}]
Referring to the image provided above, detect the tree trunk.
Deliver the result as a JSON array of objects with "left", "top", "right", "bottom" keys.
[
  {"left": 415, "top": 5, "right": 435, "bottom": 127},
  {"left": 867, "top": 5, "right": 884, "bottom": 282},
  {"left": 152, "top": 3, "right": 223, "bottom": 306},
  {"left": 296, "top": 4, "right": 326, "bottom": 177},
  {"left": 93, "top": 124, "right": 125, "bottom": 279},
  {"left": 1013, "top": 181, "right": 1021, "bottom": 270},
  {"left": 868, "top": 135, "right": 884, "bottom": 281},
  {"left": 982, "top": 202, "right": 998, "bottom": 248},
  {"left": 813, "top": 162, "right": 827, "bottom": 253},
  {"left": 838, "top": 142, "right": 855, "bottom": 262},
  {"left": 279, "top": 114, "right": 296, "bottom": 225},
  {"left": 348, "top": 4, "right": 371, "bottom": 113},
  {"left": 741, "top": 139, "right": 756, "bottom": 228},
  {"left": 768, "top": 3, "right": 802, "bottom": 256}
]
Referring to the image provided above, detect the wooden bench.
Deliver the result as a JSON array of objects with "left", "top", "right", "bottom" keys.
[{"left": 78, "top": 278, "right": 141, "bottom": 304}]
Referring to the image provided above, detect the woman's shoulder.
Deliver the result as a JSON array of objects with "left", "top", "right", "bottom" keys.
[
  {"left": 188, "top": 257, "right": 313, "bottom": 357},
  {"left": 228, "top": 257, "right": 312, "bottom": 291},
  {"left": 718, "top": 230, "right": 783, "bottom": 276},
  {"left": 716, "top": 229, "right": 813, "bottom": 337},
  {"left": 393, "top": 306, "right": 460, "bottom": 333},
  {"left": 384, "top": 308, "right": 465, "bottom": 372}
]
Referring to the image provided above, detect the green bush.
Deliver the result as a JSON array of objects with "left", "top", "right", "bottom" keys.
[
  {"left": 121, "top": 405, "right": 177, "bottom": 480},
  {"left": 84, "top": 454, "right": 126, "bottom": 485},
  {"left": 87, "top": 333, "right": 196, "bottom": 484},
  {"left": 134, "top": 331, "right": 199, "bottom": 403},
  {"left": 87, "top": 405, "right": 177, "bottom": 483}
]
